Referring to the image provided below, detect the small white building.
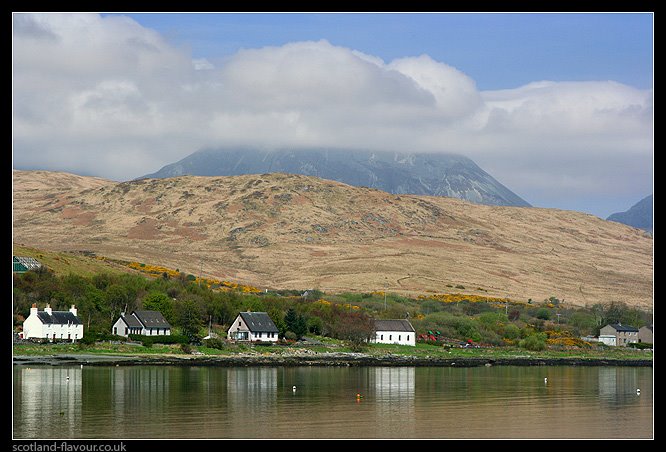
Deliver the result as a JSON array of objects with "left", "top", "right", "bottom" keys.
[
  {"left": 112, "top": 310, "right": 171, "bottom": 337},
  {"left": 227, "top": 312, "right": 279, "bottom": 342},
  {"left": 371, "top": 319, "right": 416, "bottom": 346},
  {"left": 22, "top": 303, "right": 83, "bottom": 342}
]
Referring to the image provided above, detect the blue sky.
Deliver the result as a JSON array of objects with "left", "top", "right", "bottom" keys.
[
  {"left": 13, "top": 13, "right": 653, "bottom": 218},
  {"left": 124, "top": 13, "right": 653, "bottom": 90}
]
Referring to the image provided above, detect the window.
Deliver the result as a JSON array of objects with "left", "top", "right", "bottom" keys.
[
  {"left": 389, "top": 335, "right": 392, "bottom": 341},
  {"left": 68, "top": 334, "right": 71, "bottom": 340},
  {"left": 114, "top": 327, "right": 117, "bottom": 335},
  {"left": 258, "top": 332, "right": 262, "bottom": 338},
  {"left": 380, "top": 335, "right": 384, "bottom": 340},
  {"left": 125, "top": 327, "right": 128, "bottom": 335},
  {"left": 238, "top": 321, "right": 241, "bottom": 326},
  {"left": 399, "top": 335, "right": 402, "bottom": 341},
  {"left": 149, "top": 328, "right": 152, "bottom": 335},
  {"left": 407, "top": 335, "right": 410, "bottom": 341}
]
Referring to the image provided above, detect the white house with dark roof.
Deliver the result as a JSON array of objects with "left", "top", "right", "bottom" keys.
[
  {"left": 227, "top": 312, "right": 279, "bottom": 342},
  {"left": 372, "top": 319, "right": 416, "bottom": 346},
  {"left": 112, "top": 310, "right": 171, "bottom": 337},
  {"left": 22, "top": 303, "right": 83, "bottom": 341}
]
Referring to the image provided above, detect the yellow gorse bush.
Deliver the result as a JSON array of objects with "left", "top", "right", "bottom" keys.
[{"left": 127, "top": 262, "right": 261, "bottom": 293}]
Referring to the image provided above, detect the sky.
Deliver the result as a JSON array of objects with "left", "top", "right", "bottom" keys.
[{"left": 12, "top": 12, "right": 653, "bottom": 218}]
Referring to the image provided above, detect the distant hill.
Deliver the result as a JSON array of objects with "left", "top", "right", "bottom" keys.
[
  {"left": 13, "top": 170, "right": 653, "bottom": 309},
  {"left": 141, "top": 148, "right": 531, "bottom": 208},
  {"left": 607, "top": 195, "right": 653, "bottom": 232}
]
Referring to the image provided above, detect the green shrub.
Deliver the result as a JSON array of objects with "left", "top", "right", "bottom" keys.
[
  {"left": 203, "top": 338, "right": 226, "bottom": 349},
  {"left": 128, "top": 334, "right": 189, "bottom": 346},
  {"left": 535, "top": 308, "right": 551, "bottom": 320},
  {"left": 519, "top": 333, "right": 547, "bottom": 351},
  {"left": 628, "top": 342, "right": 652, "bottom": 349},
  {"left": 180, "top": 343, "right": 192, "bottom": 353}
]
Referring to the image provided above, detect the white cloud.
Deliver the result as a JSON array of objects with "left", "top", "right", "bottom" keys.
[{"left": 12, "top": 13, "right": 652, "bottom": 215}]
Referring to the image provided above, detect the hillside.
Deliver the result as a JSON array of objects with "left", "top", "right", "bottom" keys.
[
  {"left": 607, "top": 195, "right": 653, "bottom": 232},
  {"left": 12, "top": 170, "right": 653, "bottom": 309},
  {"left": 141, "top": 148, "right": 531, "bottom": 207}
]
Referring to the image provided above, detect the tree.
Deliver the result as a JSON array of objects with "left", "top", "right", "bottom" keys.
[
  {"left": 176, "top": 299, "right": 203, "bottom": 343},
  {"left": 535, "top": 308, "right": 551, "bottom": 320},
  {"left": 284, "top": 308, "right": 307, "bottom": 339},
  {"left": 142, "top": 291, "right": 174, "bottom": 324}
]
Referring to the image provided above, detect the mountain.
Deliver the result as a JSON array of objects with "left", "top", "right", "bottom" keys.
[
  {"left": 13, "top": 170, "right": 653, "bottom": 309},
  {"left": 607, "top": 195, "right": 653, "bottom": 232},
  {"left": 141, "top": 148, "right": 531, "bottom": 207}
]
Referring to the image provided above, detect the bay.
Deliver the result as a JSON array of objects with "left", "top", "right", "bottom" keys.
[{"left": 12, "top": 365, "right": 653, "bottom": 439}]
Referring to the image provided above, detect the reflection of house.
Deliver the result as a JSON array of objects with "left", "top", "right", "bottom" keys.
[
  {"left": 599, "top": 323, "right": 639, "bottom": 346},
  {"left": 371, "top": 319, "right": 415, "bottom": 346},
  {"left": 227, "top": 312, "right": 279, "bottom": 342},
  {"left": 639, "top": 325, "right": 653, "bottom": 343},
  {"left": 112, "top": 311, "right": 171, "bottom": 337},
  {"left": 22, "top": 303, "right": 83, "bottom": 341}
]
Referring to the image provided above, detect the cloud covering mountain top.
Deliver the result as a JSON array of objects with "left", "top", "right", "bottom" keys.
[{"left": 12, "top": 13, "right": 653, "bottom": 216}]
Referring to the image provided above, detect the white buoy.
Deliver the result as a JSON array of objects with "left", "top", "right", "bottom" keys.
[
  {"left": 80, "top": 364, "right": 83, "bottom": 369},
  {"left": 293, "top": 385, "right": 296, "bottom": 392},
  {"left": 637, "top": 388, "right": 641, "bottom": 394},
  {"left": 544, "top": 377, "right": 548, "bottom": 383}
]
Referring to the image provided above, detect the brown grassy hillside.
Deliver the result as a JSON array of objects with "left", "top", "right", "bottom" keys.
[{"left": 12, "top": 170, "right": 653, "bottom": 308}]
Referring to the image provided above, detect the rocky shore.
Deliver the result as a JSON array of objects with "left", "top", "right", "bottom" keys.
[{"left": 13, "top": 353, "right": 653, "bottom": 368}]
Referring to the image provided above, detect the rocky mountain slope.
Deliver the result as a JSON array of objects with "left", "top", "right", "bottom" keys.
[
  {"left": 142, "top": 148, "right": 531, "bottom": 207},
  {"left": 13, "top": 170, "right": 653, "bottom": 308}
]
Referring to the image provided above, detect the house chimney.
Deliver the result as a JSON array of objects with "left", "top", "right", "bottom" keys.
[
  {"left": 44, "top": 304, "right": 52, "bottom": 315},
  {"left": 70, "top": 305, "right": 77, "bottom": 317},
  {"left": 30, "top": 303, "right": 38, "bottom": 316}
]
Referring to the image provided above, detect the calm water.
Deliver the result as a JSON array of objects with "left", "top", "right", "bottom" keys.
[{"left": 13, "top": 365, "right": 652, "bottom": 439}]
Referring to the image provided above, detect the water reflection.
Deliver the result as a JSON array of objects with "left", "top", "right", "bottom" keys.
[
  {"left": 369, "top": 367, "right": 415, "bottom": 437},
  {"left": 13, "top": 365, "right": 653, "bottom": 439},
  {"left": 17, "top": 367, "right": 82, "bottom": 438}
]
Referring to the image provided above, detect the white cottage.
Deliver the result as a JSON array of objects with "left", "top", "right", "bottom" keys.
[
  {"left": 22, "top": 303, "right": 83, "bottom": 342},
  {"left": 371, "top": 319, "right": 416, "bottom": 346},
  {"left": 112, "top": 310, "right": 171, "bottom": 337},
  {"left": 227, "top": 312, "right": 279, "bottom": 342}
]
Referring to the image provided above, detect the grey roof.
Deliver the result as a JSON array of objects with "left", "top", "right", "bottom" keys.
[
  {"left": 120, "top": 314, "right": 143, "bottom": 328},
  {"left": 607, "top": 323, "right": 639, "bottom": 332},
  {"left": 374, "top": 319, "right": 415, "bottom": 332},
  {"left": 36, "top": 311, "right": 81, "bottom": 325},
  {"left": 132, "top": 310, "right": 171, "bottom": 329},
  {"left": 239, "top": 312, "right": 279, "bottom": 333}
]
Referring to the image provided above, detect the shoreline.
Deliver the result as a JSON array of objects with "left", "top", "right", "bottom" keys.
[{"left": 13, "top": 353, "right": 653, "bottom": 368}]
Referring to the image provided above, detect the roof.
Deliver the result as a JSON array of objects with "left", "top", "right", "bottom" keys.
[
  {"left": 36, "top": 311, "right": 81, "bottom": 325},
  {"left": 132, "top": 310, "right": 171, "bottom": 329},
  {"left": 120, "top": 314, "right": 143, "bottom": 328},
  {"left": 374, "top": 319, "right": 415, "bottom": 332},
  {"left": 238, "top": 312, "right": 279, "bottom": 333},
  {"left": 13, "top": 256, "right": 42, "bottom": 270},
  {"left": 606, "top": 323, "right": 639, "bottom": 332}
]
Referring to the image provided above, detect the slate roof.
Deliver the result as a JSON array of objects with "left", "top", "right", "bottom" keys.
[
  {"left": 133, "top": 310, "right": 171, "bottom": 329},
  {"left": 120, "top": 314, "right": 143, "bottom": 328},
  {"left": 36, "top": 311, "right": 81, "bottom": 325},
  {"left": 238, "top": 312, "right": 279, "bottom": 333},
  {"left": 607, "top": 323, "right": 639, "bottom": 332},
  {"left": 374, "top": 319, "right": 415, "bottom": 332}
]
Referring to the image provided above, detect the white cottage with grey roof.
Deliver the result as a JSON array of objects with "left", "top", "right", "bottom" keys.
[
  {"left": 228, "top": 312, "right": 279, "bottom": 342},
  {"left": 371, "top": 319, "right": 416, "bottom": 346},
  {"left": 112, "top": 310, "right": 171, "bottom": 337},
  {"left": 22, "top": 303, "right": 83, "bottom": 341}
]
